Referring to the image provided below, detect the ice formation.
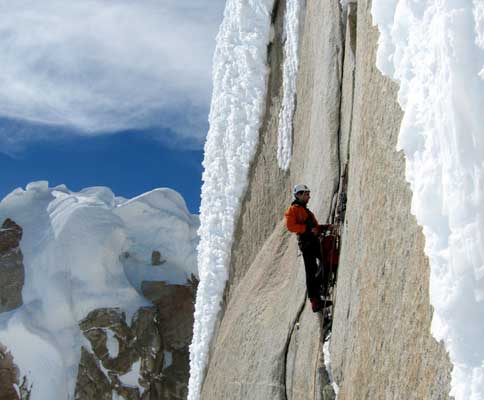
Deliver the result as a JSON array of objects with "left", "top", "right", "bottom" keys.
[
  {"left": 277, "top": 0, "right": 302, "bottom": 170},
  {"left": 187, "top": 0, "right": 276, "bottom": 398}
]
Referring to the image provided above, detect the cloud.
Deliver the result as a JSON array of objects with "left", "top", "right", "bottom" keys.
[{"left": 0, "top": 0, "right": 224, "bottom": 148}]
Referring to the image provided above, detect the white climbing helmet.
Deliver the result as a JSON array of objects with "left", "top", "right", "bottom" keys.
[{"left": 293, "top": 184, "right": 310, "bottom": 198}]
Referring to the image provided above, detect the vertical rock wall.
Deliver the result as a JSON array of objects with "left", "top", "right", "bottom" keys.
[
  {"left": 331, "top": 1, "right": 453, "bottom": 398},
  {"left": 202, "top": 0, "right": 344, "bottom": 398},
  {"left": 201, "top": 223, "right": 307, "bottom": 399},
  {"left": 201, "top": 0, "right": 454, "bottom": 398},
  {"left": 290, "top": 0, "right": 343, "bottom": 216}
]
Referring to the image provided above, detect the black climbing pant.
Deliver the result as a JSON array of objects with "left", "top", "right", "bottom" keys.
[{"left": 300, "top": 238, "right": 327, "bottom": 299}]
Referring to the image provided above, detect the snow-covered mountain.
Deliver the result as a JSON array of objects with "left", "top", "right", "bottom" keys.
[{"left": 0, "top": 181, "right": 199, "bottom": 399}]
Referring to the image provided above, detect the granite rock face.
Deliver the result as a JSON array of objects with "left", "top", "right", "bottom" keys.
[
  {"left": 330, "top": 1, "right": 453, "bottom": 398},
  {"left": 202, "top": 0, "right": 343, "bottom": 398},
  {"left": 201, "top": 0, "right": 452, "bottom": 398},
  {"left": 0, "top": 218, "right": 24, "bottom": 313},
  {"left": 202, "top": 222, "right": 310, "bottom": 399}
]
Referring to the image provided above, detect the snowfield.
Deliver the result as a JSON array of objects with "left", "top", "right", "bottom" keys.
[{"left": 0, "top": 181, "right": 199, "bottom": 399}]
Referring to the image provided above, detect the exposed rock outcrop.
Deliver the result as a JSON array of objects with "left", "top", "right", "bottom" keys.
[
  {"left": 0, "top": 219, "right": 24, "bottom": 313},
  {"left": 141, "top": 282, "right": 194, "bottom": 351},
  {"left": 76, "top": 307, "right": 164, "bottom": 400},
  {"left": 151, "top": 251, "right": 165, "bottom": 266},
  {"left": 0, "top": 343, "right": 20, "bottom": 400},
  {"left": 75, "top": 278, "right": 196, "bottom": 400},
  {"left": 0, "top": 343, "right": 30, "bottom": 400},
  {"left": 76, "top": 347, "right": 112, "bottom": 400},
  {"left": 142, "top": 281, "right": 195, "bottom": 399},
  {"left": 201, "top": 0, "right": 453, "bottom": 398}
]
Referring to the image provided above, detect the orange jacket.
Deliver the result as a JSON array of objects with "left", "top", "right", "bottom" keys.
[{"left": 285, "top": 202, "right": 319, "bottom": 234}]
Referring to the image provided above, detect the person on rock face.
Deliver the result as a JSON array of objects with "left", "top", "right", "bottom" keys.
[{"left": 285, "top": 184, "right": 328, "bottom": 313}]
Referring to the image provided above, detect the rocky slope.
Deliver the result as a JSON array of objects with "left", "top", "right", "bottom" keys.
[{"left": 201, "top": 0, "right": 453, "bottom": 398}]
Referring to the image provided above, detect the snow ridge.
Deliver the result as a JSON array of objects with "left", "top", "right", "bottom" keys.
[
  {"left": 277, "top": 0, "right": 301, "bottom": 170},
  {"left": 187, "top": 1, "right": 275, "bottom": 399},
  {"left": 0, "top": 182, "right": 198, "bottom": 399},
  {"left": 372, "top": 1, "right": 484, "bottom": 398}
]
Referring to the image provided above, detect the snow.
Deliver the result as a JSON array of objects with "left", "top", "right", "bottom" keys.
[
  {"left": 371, "top": 1, "right": 484, "bottom": 398},
  {"left": 105, "top": 330, "right": 119, "bottom": 359},
  {"left": 277, "top": 0, "right": 301, "bottom": 170},
  {"left": 0, "top": 182, "right": 199, "bottom": 399},
  {"left": 0, "top": 312, "right": 67, "bottom": 399},
  {"left": 187, "top": 0, "right": 275, "bottom": 399},
  {"left": 116, "top": 188, "right": 200, "bottom": 289},
  {"left": 118, "top": 359, "right": 141, "bottom": 388},
  {"left": 116, "top": 188, "right": 199, "bottom": 279},
  {"left": 323, "top": 341, "right": 339, "bottom": 397},
  {"left": 13, "top": 383, "right": 20, "bottom": 397},
  {"left": 163, "top": 350, "right": 173, "bottom": 370}
]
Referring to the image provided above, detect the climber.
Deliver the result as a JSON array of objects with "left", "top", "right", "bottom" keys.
[{"left": 285, "top": 184, "right": 329, "bottom": 313}]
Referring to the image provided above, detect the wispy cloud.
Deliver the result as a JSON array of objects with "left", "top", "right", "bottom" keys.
[{"left": 0, "top": 0, "right": 224, "bottom": 148}]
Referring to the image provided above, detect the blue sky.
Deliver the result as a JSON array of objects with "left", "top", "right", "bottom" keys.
[
  {"left": 0, "top": 0, "right": 225, "bottom": 214},
  {"left": 0, "top": 122, "right": 204, "bottom": 213}
]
